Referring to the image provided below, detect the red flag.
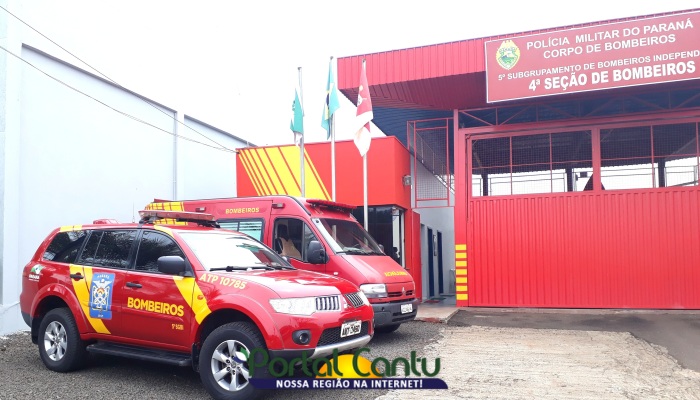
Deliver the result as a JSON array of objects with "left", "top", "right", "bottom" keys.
[{"left": 354, "top": 60, "right": 373, "bottom": 157}]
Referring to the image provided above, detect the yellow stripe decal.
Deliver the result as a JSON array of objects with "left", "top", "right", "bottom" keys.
[
  {"left": 456, "top": 285, "right": 468, "bottom": 292},
  {"left": 69, "top": 265, "right": 110, "bottom": 334},
  {"left": 242, "top": 145, "right": 330, "bottom": 199},
  {"left": 455, "top": 244, "right": 466, "bottom": 251},
  {"left": 240, "top": 149, "right": 267, "bottom": 195},
  {"left": 266, "top": 147, "right": 301, "bottom": 195},
  {"left": 456, "top": 260, "right": 467, "bottom": 267},
  {"left": 256, "top": 148, "right": 287, "bottom": 194},
  {"left": 304, "top": 151, "right": 331, "bottom": 200},
  {"left": 154, "top": 226, "right": 174, "bottom": 236},
  {"left": 240, "top": 150, "right": 264, "bottom": 195},
  {"left": 173, "top": 277, "right": 211, "bottom": 324},
  {"left": 60, "top": 225, "right": 82, "bottom": 232},
  {"left": 456, "top": 269, "right": 467, "bottom": 276},
  {"left": 279, "top": 146, "right": 303, "bottom": 194},
  {"left": 456, "top": 293, "right": 468, "bottom": 301},
  {"left": 456, "top": 277, "right": 467, "bottom": 284},
  {"left": 455, "top": 252, "right": 467, "bottom": 259},
  {"left": 250, "top": 148, "right": 276, "bottom": 195}
]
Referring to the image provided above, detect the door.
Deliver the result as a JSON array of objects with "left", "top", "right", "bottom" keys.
[
  {"left": 121, "top": 230, "right": 192, "bottom": 347},
  {"left": 405, "top": 211, "right": 422, "bottom": 300},
  {"left": 427, "top": 228, "right": 435, "bottom": 298},
  {"left": 72, "top": 229, "right": 137, "bottom": 337},
  {"left": 273, "top": 218, "right": 327, "bottom": 274},
  {"left": 437, "top": 231, "right": 444, "bottom": 295}
]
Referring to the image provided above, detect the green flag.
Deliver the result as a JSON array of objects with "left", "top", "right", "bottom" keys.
[
  {"left": 321, "top": 59, "right": 340, "bottom": 138},
  {"left": 290, "top": 89, "right": 304, "bottom": 144}
]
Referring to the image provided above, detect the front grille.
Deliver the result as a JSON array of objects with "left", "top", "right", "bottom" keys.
[
  {"left": 315, "top": 295, "right": 340, "bottom": 312},
  {"left": 388, "top": 290, "right": 414, "bottom": 298},
  {"left": 317, "top": 322, "right": 369, "bottom": 347},
  {"left": 344, "top": 292, "right": 365, "bottom": 308}
]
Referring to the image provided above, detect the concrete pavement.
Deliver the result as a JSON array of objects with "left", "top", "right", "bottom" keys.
[
  {"left": 415, "top": 302, "right": 459, "bottom": 324},
  {"left": 378, "top": 324, "right": 700, "bottom": 400},
  {"left": 448, "top": 308, "right": 700, "bottom": 372}
]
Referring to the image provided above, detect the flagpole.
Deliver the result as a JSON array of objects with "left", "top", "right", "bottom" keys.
[
  {"left": 363, "top": 152, "right": 368, "bottom": 230},
  {"left": 298, "top": 67, "right": 305, "bottom": 197},
  {"left": 362, "top": 60, "right": 368, "bottom": 230},
  {"left": 330, "top": 58, "right": 336, "bottom": 201}
]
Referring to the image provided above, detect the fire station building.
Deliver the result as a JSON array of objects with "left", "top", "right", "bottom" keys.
[{"left": 334, "top": 9, "right": 700, "bottom": 309}]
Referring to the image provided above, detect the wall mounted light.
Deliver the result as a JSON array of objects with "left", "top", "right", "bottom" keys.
[{"left": 402, "top": 175, "right": 412, "bottom": 186}]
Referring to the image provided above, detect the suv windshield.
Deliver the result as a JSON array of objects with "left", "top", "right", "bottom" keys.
[
  {"left": 313, "top": 218, "right": 383, "bottom": 255},
  {"left": 178, "top": 231, "right": 291, "bottom": 271}
]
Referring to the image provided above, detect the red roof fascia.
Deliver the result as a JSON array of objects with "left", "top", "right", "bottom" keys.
[{"left": 337, "top": 9, "right": 699, "bottom": 92}]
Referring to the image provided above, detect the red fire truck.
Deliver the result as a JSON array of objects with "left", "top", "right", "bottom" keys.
[{"left": 147, "top": 196, "right": 419, "bottom": 333}]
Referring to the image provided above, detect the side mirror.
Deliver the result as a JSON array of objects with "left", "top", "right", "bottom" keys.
[
  {"left": 307, "top": 240, "right": 327, "bottom": 264},
  {"left": 378, "top": 244, "right": 385, "bottom": 253},
  {"left": 157, "top": 256, "right": 189, "bottom": 276}
]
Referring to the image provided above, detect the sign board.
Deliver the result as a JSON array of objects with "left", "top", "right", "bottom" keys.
[{"left": 485, "top": 11, "right": 700, "bottom": 103}]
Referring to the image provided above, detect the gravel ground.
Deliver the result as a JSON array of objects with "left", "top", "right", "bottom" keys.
[
  {"left": 378, "top": 325, "right": 700, "bottom": 400},
  {"left": 5, "top": 320, "right": 700, "bottom": 399},
  {"left": 0, "top": 321, "right": 442, "bottom": 400}
]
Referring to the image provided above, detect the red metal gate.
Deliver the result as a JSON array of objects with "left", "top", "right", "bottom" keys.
[{"left": 463, "top": 118, "right": 700, "bottom": 308}]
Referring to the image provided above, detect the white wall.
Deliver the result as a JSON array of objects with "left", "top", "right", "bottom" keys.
[
  {"left": 179, "top": 115, "right": 249, "bottom": 200},
  {"left": 0, "top": 43, "right": 251, "bottom": 334},
  {"left": 411, "top": 157, "right": 456, "bottom": 299},
  {"left": 0, "top": 0, "right": 24, "bottom": 333}
]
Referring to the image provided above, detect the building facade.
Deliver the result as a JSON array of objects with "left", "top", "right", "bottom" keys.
[
  {"left": 0, "top": 6, "right": 251, "bottom": 333},
  {"left": 337, "top": 8, "right": 700, "bottom": 309}
]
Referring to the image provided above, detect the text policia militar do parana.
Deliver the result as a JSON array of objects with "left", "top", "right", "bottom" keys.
[{"left": 500, "top": 17, "right": 698, "bottom": 92}]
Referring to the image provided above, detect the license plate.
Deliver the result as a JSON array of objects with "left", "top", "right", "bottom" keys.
[
  {"left": 401, "top": 304, "right": 413, "bottom": 314},
  {"left": 340, "top": 321, "right": 362, "bottom": 338}
]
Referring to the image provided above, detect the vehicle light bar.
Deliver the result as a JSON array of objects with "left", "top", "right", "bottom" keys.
[
  {"left": 306, "top": 199, "right": 356, "bottom": 212},
  {"left": 93, "top": 219, "right": 118, "bottom": 224},
  {"left": 138, "top": 210, "right": 216, "bottom": 222}
]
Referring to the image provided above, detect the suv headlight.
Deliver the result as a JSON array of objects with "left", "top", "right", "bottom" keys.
[
  {"left": 356, "top": 291, "right": 370, "bottom": 305},
  {"left": 360, "top": 283, "right": 387, "bottom": 299},
  {"left": 269, "top": 297, "right": 316, "bottom": 315}
]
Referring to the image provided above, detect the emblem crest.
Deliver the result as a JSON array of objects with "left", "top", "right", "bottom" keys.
[
  {"left": 496, "top": 40, "right": 520, "bottom": 70},
  {"left": 89, "top": 273, "right": 115, "bottom": 320}
]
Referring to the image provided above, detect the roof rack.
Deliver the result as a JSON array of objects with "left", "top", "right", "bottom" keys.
[{"left": 138, "top": 210, "right": 220, "bottom": 228}]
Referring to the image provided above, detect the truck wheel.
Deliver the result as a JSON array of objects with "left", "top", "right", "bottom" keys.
[
  {"left": 38, "top": 308, "right": 87, "bottom": 372},
  {"left": 375, "top": 323, "right": 401, "bottom": 334},
  {"left": 199, "top": 321, "right": 267, "bottom": 400}
]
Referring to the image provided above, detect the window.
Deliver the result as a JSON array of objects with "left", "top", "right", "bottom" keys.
[
  {"left": 135, "top": 231, "right": 185, "bottom": 273},
  {"left": 601, "top": 123, "right": 699, "bottom": 189},
  {"left": 274, "top": 218, "right": 320, "bottom": 262},
  {"left": 77, "top": 231, "right": 102, "bottom": 265},
  {"left": 43, "top": 231, "right": 87, "bottom": 263},
  {"left": 178, "top": 231, "right": 288, "bottom": 271},
  {"left": 218, "top": 219, "right": 264, "bottom": 241},
  {"left": 314, "top": 217, "right": 383, "bottom": 255},
  {"left": 76, "top": 230, "right": 136, "bottom": 269},
  {"left": 471, "top": 130, "right": 592, "bottom": 196}
]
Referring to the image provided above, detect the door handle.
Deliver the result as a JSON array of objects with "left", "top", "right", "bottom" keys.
[
  {"left": 69, "top": 273, "right": 84, "bottom": 281},
  {"left": 126, "top": 282, "right": 142, "bottom": 289}
]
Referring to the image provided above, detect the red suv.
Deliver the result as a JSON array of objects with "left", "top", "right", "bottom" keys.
[{"left": 20, "top": 210, "right": 374, "bottom": 400}]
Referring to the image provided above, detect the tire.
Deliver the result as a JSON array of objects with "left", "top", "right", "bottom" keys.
[
  {"left": 198, "top": 321, "right": 267, "bottom": 400},
  {"left": 375, "top": 323, "right": 401, "bottom": 334},
  {"left": 38, "top": 308, "right": 88, "bottom": 372}
]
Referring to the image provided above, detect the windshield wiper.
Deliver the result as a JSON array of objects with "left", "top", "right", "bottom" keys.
[
  {"left": 337, "top": 247, "right": 373, "bottom": 255},
  {"left": 260, "top": 262, "right": 295, "bottom": 270},
  {"left": 210, "top": 264, "right": 275, "bottom": 272},
  {"left": 210, "top": 262, "right": 295, "bottom": 272}
]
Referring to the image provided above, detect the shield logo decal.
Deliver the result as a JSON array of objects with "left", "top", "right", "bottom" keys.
[{"left": 496, "top": 40, "right": 520, "bottom": 70}]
